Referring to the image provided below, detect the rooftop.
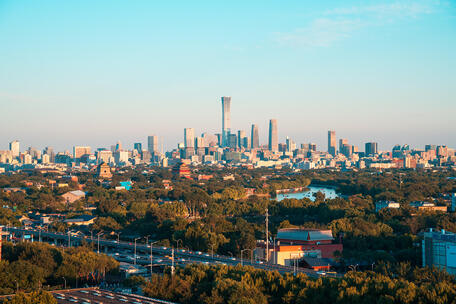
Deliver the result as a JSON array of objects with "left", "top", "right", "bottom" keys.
[{"left": 277, "top": 228, "right": 334, "bottom": 242}]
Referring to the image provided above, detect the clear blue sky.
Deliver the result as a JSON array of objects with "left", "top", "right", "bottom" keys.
[{"left": 0, "top": 0, "right": 455, "bottom": 152}]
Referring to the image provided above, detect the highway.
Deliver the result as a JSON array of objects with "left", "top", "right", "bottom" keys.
[{"left": 3, "top": 227, "right": 331, "bottom": 278}]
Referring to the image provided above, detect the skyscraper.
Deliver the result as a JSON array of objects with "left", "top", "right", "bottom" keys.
[
  {"left": 184, "top": 128, "right": 195, "bottom": 148},
  {"left": 73, "top": 146, "right": 91, "bottom": 160},
  {"left": 9, "top": 140, "right": 20, "bottom": 158},
  {"left": 339, "top": 138, "right": 348, "bottom": 152},
  {"left": 237, "top": 130, "right": 246, "bottom": 149},
  {"left": 148, "top": 135, "right": 158, "bottom": 153},
  {"left": 44, "top": 146, "right": 55, "bottom": 163},
  {"left": 268, "top": 119, "right": 278, "bottom": 152},
  {"left": 328, "top": 131, "right": 336, "bottom": 156},
  {"left": 251, "top": 124, "right": 259, "bottom": 149},
  {"left": 134, "top": 143, "right": 142, "bottom": 152},
  {"left": 365, "top": 142, "right": 378, "bottom": 156},
  {"left": 221, "top": 96, "right": 231, "bottom": 147},
  {"left": 115, "top": 140, "right": 122, "bottom": 151}
]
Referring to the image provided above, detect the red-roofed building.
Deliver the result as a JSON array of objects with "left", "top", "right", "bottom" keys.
[{"left": 255, "top": 228, "right": 343, "bottom": 266}]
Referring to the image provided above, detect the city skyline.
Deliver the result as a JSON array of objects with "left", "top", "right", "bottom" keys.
[
  {"left": 1, "top": 92, "right": 456, "bottom": 153},
  {"left": 1, "top": 1, "right": 455, "bottom": 151}
]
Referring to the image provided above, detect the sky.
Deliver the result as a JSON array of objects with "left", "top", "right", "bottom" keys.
[{"left": 0, "top": 0, "right": 455, "bottom": 152}]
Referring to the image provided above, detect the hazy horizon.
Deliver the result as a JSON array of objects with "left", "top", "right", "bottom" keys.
[{"left": 1, "top": 0, "right": 455, "bottom": 152}]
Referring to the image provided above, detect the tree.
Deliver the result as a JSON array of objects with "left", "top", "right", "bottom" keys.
[{"left": 3, "top": 291, "right": 57, "bottom": 304}]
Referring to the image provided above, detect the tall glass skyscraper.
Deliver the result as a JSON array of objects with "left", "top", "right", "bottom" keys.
[
  {"left": 221, "top": 96, "right": 231, "bottom": 147},
  {"left": 251, "top": 124, "right": 259, "bottom": 149},
  {"left": 268, "top": 119, "right": 278, "bottom": 152},
  {"left": 328, "top": 130, "right": 336, "bottom": 156},
  {"left": 148, "top": 135, "right": 158, "bottom": 153}
]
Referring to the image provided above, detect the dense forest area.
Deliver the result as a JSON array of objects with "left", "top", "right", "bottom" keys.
[
  {"left": 0, "top": 242, "right": 118, "bottom": 295},
  {"left": 0, "top": 167, "right": 455, "bottom": 302},
  {"left": 143, "top": 263, "right": 456, "bottom": 304},
  {"left": 0, "top": 168, "right": 455, "bottom": 265}
]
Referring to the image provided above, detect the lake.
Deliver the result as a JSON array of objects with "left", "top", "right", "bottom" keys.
[{"left": 274, "top": 186, "right": 340, "bottom": 202}]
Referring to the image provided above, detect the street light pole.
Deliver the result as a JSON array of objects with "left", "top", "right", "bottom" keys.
[
  {"left": 62, "top": 277, "right": 67, "bottom": 289},
  {"left": 134, "top": 237, "right": 141, "bottom": 266},
  {"left": 273, "top": 237, "right": 276, "bottom": 264},
  {"left": 175, "top": 239, "right": 182, "bottom": 250},
  {"left": 171, "top": 247, "right": 175, "bottom": 277},
  {"left": 150, "top": 240, "right": 159, "bottom": 277},
  {"left": 97, "top": 232, "right": 103, "bottom": 254}
]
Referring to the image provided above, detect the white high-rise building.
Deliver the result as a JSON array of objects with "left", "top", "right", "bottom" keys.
[
  {"left": 184, "top": 128, "right": 195, "bottom": 148},
  {"left": 221, "top": 96, "right": 231, "bottom": 147},
  {"left": 9, "top": 140, "right": 20, "bottom": 158}
]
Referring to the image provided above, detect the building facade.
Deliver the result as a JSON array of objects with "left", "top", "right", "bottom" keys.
[
  {"left": 423, "top": 229, "right": 456, "bottom": 275},
  {"left": 268, "top": 119, "right": 278, "bottom": 152},
  {"left": 184, "top": 128, "right": 195, "bottom": 148},
  {"left": 328, "top": 131, "right": 336, "bottom": 156},
  {"left": 251, "top": 124, "right": 259, "bottom": 149},
  {"left": 221, "top": 96, "right": 231, "bottom": 147},
  {"left": 147, "top": 135, "right": 159, "bottom": 153}
]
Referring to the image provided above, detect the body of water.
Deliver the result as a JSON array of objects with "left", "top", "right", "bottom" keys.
[{"left": 274, "top": 186, "right": 340, "bottom": 202}]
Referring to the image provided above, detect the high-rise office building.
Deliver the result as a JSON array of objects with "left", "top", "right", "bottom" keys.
[
  {"left": 425, "top": 145, "right": 437, "bottom": 152},
  {"left": 9, "top": 140, "right": 19, "bottom": 158},
  {"left": 251, "top": 124, "right": 259, "bottom": 149},
  {"left": 237, "top": 130, "right": 246, "bottom": 149},
  {"left": 243, "top": 137, "right": 250, "bottom": 149},
  {"left": 328, "top": 131, "right": 336, "bottom": 156},
  {"left": 286, "top": 137, "right": 296, "bottom": 152},
  {"left": 134, "top": 143, "right": 142, "bottom": 152},
  {"left": 96, "top": 150, "right": 113, "bottom": 164},
  {"left": 195, "top": 136, "right": 205, "bottom": 149},
  {"left": 115, "top": 141, "right": 122, "bottom": 151},
  {"left": 44, "top": 146, "right": 55, "bottom": 163},
  {"left": 184, "top": 128, "right": 195, "bottom": 148},
  {"left": 221, "top": 96, "right": 231, "bottom": 147},
  {"left": 365, "top": 142, "right": 378, "bottom": 156},
  {"left": 341, "top": 144, "right": 352, "bottom": 158},
  {"left": 73, "top": 146, "right": 91, "bottom": 160},
  {"left": 268, "top": 119, "right": 278, "bottom": 152},
  {"left": 228, "top": 133, "right": 237, "bottom": 149},
  {"left": 148, "top": 135, "right": 159, "bottom": 153},
  {"left": 339, "top": 139, "right": 348, "bottom": 152}
]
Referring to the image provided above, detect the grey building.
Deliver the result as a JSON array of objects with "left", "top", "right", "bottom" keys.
[
  {"left": 251, "top": 124, "right": 259, "bottom": 149},
  {"left": 328, "top": 130, "right": 336, "bottom": 156}
]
